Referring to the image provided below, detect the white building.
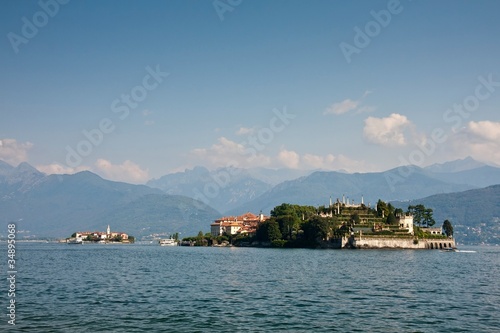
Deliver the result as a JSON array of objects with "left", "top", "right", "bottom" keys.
[
  {"left": 396, "top": 213, "right": 414, "bottom": 234},
  {"left": 210, "top": 212, "right": 268, "bottom": 237},
  {"left": 422, "top": 227, "right": 443, "bottom": 235}
]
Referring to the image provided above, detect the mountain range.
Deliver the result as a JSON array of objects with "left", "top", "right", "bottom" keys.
[
  {"left": 225, "top": 167, "right": 474, "bottom": 215},
  {"left": 0, "top": 161, "right": 219, "bottom": 239},
  {"left": 147, "top": 157, "right": 500, "bottom": 215},
  {"left": 146, "top": 166, "right": 273, "bottom": 214},
  {"left": 1, "top": 157, "right": 499, "bottom": 244},
  {"left": 392, "top": 185, "right": 500, "bottom": 245},
  {"left": 150, "top": 157, "right": 500, "bottom": 215}
]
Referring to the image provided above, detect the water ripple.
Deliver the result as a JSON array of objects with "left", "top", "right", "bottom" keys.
[{"left": 4, "top": 244, "right": 499, "bottom": 332}]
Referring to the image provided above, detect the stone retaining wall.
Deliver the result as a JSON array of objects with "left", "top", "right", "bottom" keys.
[{"left": 335, "top": 236, "right": 456, "bottom": 249}]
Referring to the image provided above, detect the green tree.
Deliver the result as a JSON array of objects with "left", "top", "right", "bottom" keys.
[
  {"left": 408, "top": 204, "right": 435, "bottom": 227},
  {"left": 111, "top": 235, "right": 123, "bottom": 242},
  {"left": 255, "top": 219, "right": 282, "bottom": 242},
  {"left": 271, "top": 203, "right": 317, "bottom": 220},
  {"left": 377, "top": 200, "right": 389, "bottom": 217},
  {"left": 318, "top": 205, "right": 329, "bottom": 214},
  {"left": 394, "top": 208, "right": 404, "bottom": 216},
  {"left": 195, "top": 231, "right": 205, "bottom": 246},
  {"left": 351, "top": 213, "right": 361, "bottom": 224},
  {"left": 386, "top": 212, "right": 397, "bottom": 225},
  {"left": 267, "top": 220, "right": 282, "bottom": 241},
  {"left": 277, "top": 215, "right": 300, "bottom": 240},
  {"left": 295, "top": 205, "right": 318, "bottom": 221},
  {"left": 387, "top": 203, "right": 395, "bottom": 215},
  {"left": 301, "top": 217, "right": 331, "bottom": 246},
  {"left": 408, "top": 204, "right": 424, "bottom": 226},
  {"left": 423, "top": 208, "right": 436, "bottom": 227},
  {"left": 85, "top": 235, "right": 95, "bottom": 241},
  {"left": 442, "top": 220, "right": 454, "bottom": 237},
  {"left": 271, "top": 203, "right": 296, "bottom": 218}
]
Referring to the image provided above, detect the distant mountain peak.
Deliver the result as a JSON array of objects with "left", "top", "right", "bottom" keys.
[
  {"left": 190, "top": 166, "right": 210, "bottom": 175},
  {"left": 15, "top": 162, "right": 42, "bottom": 175},
  {"left": 425, "top": 157, "right": 486, "bottom": 173},
  {"left": 0, "top": 160, "right": 15, "bottom": 176}
]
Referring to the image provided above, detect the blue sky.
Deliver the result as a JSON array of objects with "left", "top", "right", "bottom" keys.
[{"left": 1, "top": 0, "right": 500, "bottom": 183}]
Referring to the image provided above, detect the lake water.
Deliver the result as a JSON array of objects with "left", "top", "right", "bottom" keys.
[{"left": 2, "top": 243, "right": 499, "bottom": 332}]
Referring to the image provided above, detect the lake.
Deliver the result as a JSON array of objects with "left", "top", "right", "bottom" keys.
[{"left": 2, "top": 243, "right": 499, "bottom": 332}]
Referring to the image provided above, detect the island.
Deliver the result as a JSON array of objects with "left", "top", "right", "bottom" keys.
[
  {"left": 183, "top": 196, "right": 456, "bottom": 250},
  {"left": 66, "top": 225, "right": 135, "bottom": 244}
]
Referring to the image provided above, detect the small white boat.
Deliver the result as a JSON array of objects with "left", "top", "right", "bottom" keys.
[
  {"left": 159, "top": 238, "right": 178, "bottom": 246},
  {"left": 67, "top": 237, "right": 83, "bottom": 244},
  {"left": 441, "top": 247, "right": 460, "bottom": 252},
  {"left": 442, "top": 248, "right": 476, "bottom": 253}
]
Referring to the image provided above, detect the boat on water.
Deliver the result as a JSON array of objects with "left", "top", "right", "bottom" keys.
[
  {"left": 159, "top": 238, "right": 178, "bottom": 246},
  {"left": 441, "top": 247, "right": 457, "bottom": 252},
  {"left": 441, "top": 248, "right": 476, "bottom": 253},
  {"left": 67, "top": 237, "right": 83, "bottom": 244}
]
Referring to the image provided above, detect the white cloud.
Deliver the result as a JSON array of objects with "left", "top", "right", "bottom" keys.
[
  {"left": 302, "top": 153, "right": 335, "bottom": 169},
  {"left": 189, "top": 138, "right": 372, "bottom": 172},
  {"left": 363, "top": 113, "right": 411, "bottom": 146},
  {"left": 278, "top": 149, "right": 300, "bottom": 169},
  {"left": 192, "top": 137, "right": 245, "bottom": 157},
  {"left": 236, "top": 127, "right": 255, "bottom": 135},
  {"left": 301, "top": 153, "right": 373, "bottom": 172},
  {"left": 36, "top": 159, "right": 149, "bottom": 183},
  {"left": 362, "top": 90, "right": 372, "bottom": 98},
  {"left": 357, "top": 105, "right": 376, "bottom": 114},
  {"left": 324, "top": 90, "right": 374, "bottom": 115},
  {"left": 277, "top": 150, "right": 372, "bottom": 172},
  {"left": 324, "top": 99, "right": 360, "bottom": 115},
  {"left": 451, "top": 120, "right": 500, "bottom": 165},
  {"left": 36, "top": 163, "right": 90, "bottom": 175},
  {"left": 94, "top": 159, "right": 149, "bottom": 184},
  {"left": 190, "top": 137, "right": 271, "bottom": 169},
  {"left": 0, "top": 138, "right": 33, "bottom": 165},
  {"left": 467, "top": 120, "right": 500, "bottom": 142}
]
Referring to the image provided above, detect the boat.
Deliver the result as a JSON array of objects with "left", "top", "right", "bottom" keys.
[
  {"left": 67, "top": 237, "right": 83, "bottom": 244},
  {"left": 441, "top": 248, "right": 476, "bottom": 253},
  {"left": 159, "top": 238, "right": 178, "bottom": 246},
  {"left": 441, "top": 247, "right": 458, "bottom": 252}
]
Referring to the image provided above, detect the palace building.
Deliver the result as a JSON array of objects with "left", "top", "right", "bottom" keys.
[{"left": 210, "top": 212, "right": 269, "bottom": 237}]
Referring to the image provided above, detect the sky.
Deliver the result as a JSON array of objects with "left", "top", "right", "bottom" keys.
[{"left": 1, "top": 0, "right": 500, "bottom": 184}]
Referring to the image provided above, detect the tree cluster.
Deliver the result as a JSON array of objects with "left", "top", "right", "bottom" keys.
[
  {"left": 255, "top": 203, "right": 340, "bottom": 247},
  {"left": 407, "top": 204, "right": 436, "bottom": 227},
  {"left": 375, "top": 199, "right": 403, "bottom": 225}
]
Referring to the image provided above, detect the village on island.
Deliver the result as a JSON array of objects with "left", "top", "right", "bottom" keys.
[
  {"left": 181, "top": 194, "right": 456, "bottom": 250},
  {"left": 65, "top": 195, "right": 455, "bottom": 250},
  {"left": 66, "top": 225, "right": 133, "bottom": 244}
]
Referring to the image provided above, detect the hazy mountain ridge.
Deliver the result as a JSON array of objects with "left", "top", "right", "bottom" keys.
[
  {"left": 0, "top": 161, "right": 47, "bottom": 196},
  {"left": 147, "top": 166, "right": 273, "bottom": 213},
  {"left": 243, "top": 167, "right": 312, "bottom": 185},
  {"left": 424, "top": 156, "right": 487, "bottom": 173},
  {"left": 0, "top": 161, "right": 219, "bottom": 238},
  {"left": 149, "top": 157, "right": 500, "bottom": 215},
  {"left": 422, "top": 157, "right": 500, "bottom": 188},
  {"left": 93, "top": 194, "right": 220, "bottom": 238},
  {"left": 391, "top": 185, "right": 500, "bottom": 245},
  {"left": 227, "top": 166, "right": 476, "bottom": 215},
  {"left": 424, "top": 166, "right": 500, "bottom": 188}
]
